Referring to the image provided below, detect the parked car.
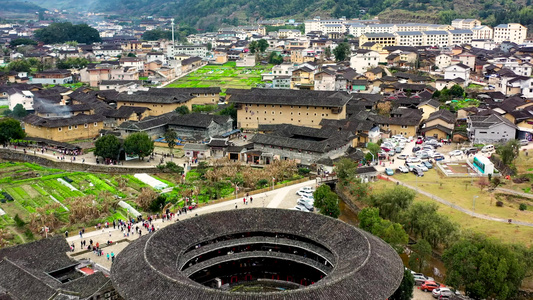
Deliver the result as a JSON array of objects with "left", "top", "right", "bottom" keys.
[
  {"left": 449, "top": 150, "right": 463, "bottom": 156},
  {"left": 385, "top": 168, "right": 394, "bottom": 176},
  {"left": 425, "top": 140, "right": 443, "bottom": 148},
  {"left": 397, "top": 154, "right": 408, "bottom": 160},
  {"left": 413, "top": 167, "right": 425, "bottom": 177},
  {"left": 412, "top": 146, "right": 421, "bottom": 152},
  {"left": 398, "top": 165, "right": 409, "bottom": 173},
  {"left": 293, "top": 205, "right": 310, "bottom": 212},
  {"left": 298, "top": 187, "right": 315, "bottom": 193},
  {"left": 433, "top": 154, "right": 445, "bottom": 161},
  {"left": 520, "top": 139, "right": 529, "bottom": 146},
  {"left": 407, "top": 156, "right": 421, "bottom": 163},
  {"left": 416, "top": 138, "right": 424, "bottom": 144},
  {"left": 300, "top": 193, "right": 314, "bottom": 201},
  {"left": 417, "top": 152, "right": 431, "bottom": 160},
  {"left": 423, "top": 161, "right": 433, "bottom": 169},
  {"left": 421, "top": 281, "right": 444, "bottom": 292},
  {"left": 297, "top": 200, "right": 314, "bottom": 211},
  {"left": 422, "top": 145, "right": 435, "bottom": 151},
  {"left": 388, "top": 149, "right": 396, "bottom": 156},
  {"left": 463, "top": 147, "right": 478, "bottom": 155},
  {"left": 432, "top": 287, "right": 453, "bottom": 298},
  {"left": 481, "top": 144, "right": 494, "bottom": 153},
  {"left": 297, "top": 197, "right": 314, "bottom": 205},
  {"left": 416, "top": 164, "right": 429, "bottom": 172},
  {"left": 395, "top": 146, "right": 403, "bottom": 153},
  {"left": 297, "top": 190, "right": 314, "bottom": 197},
  {"left": 405, "top": 163, "right": 417, "bottom": 172},
  {"left": 413, "top": 274, "right": 433, "bottom": 285}
]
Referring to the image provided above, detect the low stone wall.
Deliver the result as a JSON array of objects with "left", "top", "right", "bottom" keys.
[
  {"left": 0, "top": 149, "right": 161, "bottom": 174},
  {"left": 335, "top": 185, "right": 362, "bottom": 214}
]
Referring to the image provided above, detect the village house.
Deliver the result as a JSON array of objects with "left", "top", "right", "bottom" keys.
[
  {"left": 31, "top": 69, "right": 73, "bottom": 85},
  {"left": 467, "top": 113, "right": 517, "bottom": 144},
  {"left": 23, "top": 113, "right": 106, "bottom": 142},
  {"left": 420, "top": 109, "right": 456, "bottom": 139}
]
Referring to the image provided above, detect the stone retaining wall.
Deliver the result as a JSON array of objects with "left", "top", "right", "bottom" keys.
[{"left": 0, "top": 149, "right": 161, "bottom": 174}]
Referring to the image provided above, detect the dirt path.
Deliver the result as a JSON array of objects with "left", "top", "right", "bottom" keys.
[{"left": 7, "top": 226, "right": 25, "bottom": 244}]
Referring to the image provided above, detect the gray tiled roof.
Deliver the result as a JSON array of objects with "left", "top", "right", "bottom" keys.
[
  {"left": 110, "top": 209, "right": 403, "bottom": 300},
  {"left": 24, "top": 113, "right": 106, "bottom": 127},
  {"left": 229, "top": 89, "right": 351, "bottom": 107}
]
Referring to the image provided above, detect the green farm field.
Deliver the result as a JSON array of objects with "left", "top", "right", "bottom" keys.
[{"left": 166, "top": 61, "right": 272, "bottom": 91}]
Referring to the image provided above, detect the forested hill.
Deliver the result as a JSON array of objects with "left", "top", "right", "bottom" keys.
[
  {"left": 0, "top": 0, "right": 45, "bottom": 14},
  {"left": 27, "top": 0, "right": 533, "bottom": 32}
]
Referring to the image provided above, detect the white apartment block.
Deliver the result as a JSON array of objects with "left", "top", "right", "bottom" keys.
[
  {"left": 472, "top": 39, "right": 497, "bottom": 50},
  {"left": 168, "top": 44, "right": 209, "bottom": 58},
  {"left": 347, "top": 23, "right": 366, "bottom": 37},
  {"left": 471, "top": 25, "right": 493, "bottom": 40},
  {"left": 395, "top": 32, "right": 424, "bottom": 46},
  {"left": 422, "top": 31, "right": 450, "bottom": 47},
  {"left": 451, "top": 19, "right": 481, "bottom": 30},
  {"left": 350, "top": 50, "right": 380, "bottom": 73},
  {"left": 322, "top": 24, "right": 345, "bottom": 34},
  {"left": 304, "top": 17, "right": 346, "bottom": 34},
  {"left": 448, "top": 29, "right": 473, "bottom": 46},
  {"left": 366, "top": 24, "right": 395, "bottom": 34},
  {"left": 278, "top": 29, "right": 301, "bottom": 39},
  {"left": 494, "top": 23, "right": 527, "bottom": 44}
]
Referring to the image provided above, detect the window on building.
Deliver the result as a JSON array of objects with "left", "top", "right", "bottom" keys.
[
  {"left": 68, "top": 126, "right": 72, "bottom": 130},
  {"left": 58, "top": 127, "right": 62, "bottom": 132}
]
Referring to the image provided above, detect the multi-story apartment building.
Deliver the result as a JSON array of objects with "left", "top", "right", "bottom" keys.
[
  {"left": 395, "top": 31, "right": 424, "bottom": 46},
  {"left": 359, "top": 33, "right": 397, "bottom": 47},
  {"left": 471, "top": 25, "right": 493, "bottom": 40},
  {"left": 494, "top": 23, "right": 527, "bottom": 44},
  {"left": 167, "top": 44, "right": 209, "bottom": 58},
  {"left": 350, "top": 50, "right": 380, "bottom": 73},
  {"left": 448, "top": 29, "right": 473, "bottom": 46},
  {"left": 422, "top": 31, "right": 450, "bottom": 47},
  {"left": 451, "top": 19, "right": 481, "bottom": 30}
]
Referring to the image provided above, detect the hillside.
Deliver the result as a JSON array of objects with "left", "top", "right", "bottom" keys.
[
  {"left": 25, "top": 0, "right": 533, "bottom": 32},
  {"left": 0, "top": 0, "right": 45, "bottom": 17}
]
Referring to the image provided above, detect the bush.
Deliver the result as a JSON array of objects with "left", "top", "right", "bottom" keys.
[
  {"left": 496, "top": 201, "right": 504, "bottom": 207},
  {"left": 257, "top": 179, "right": 268, "bottom": 188},
  {"left": 519, "top": 203, "right": 527, "bottom": 211},
  {"left": 298, "top": 168, "right": 311, "bottom": 176},
  {"left": 148, "top": 195, "right": 167, "bottom": 212},
  {"left": 14, "top": 214, "right": 25, "bottom": 227},
  {"left": 165, "top": 161, "right": 184, "bottom": 174}
]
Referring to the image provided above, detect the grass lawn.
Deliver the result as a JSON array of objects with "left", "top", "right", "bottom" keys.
[
  {"left": 166, "top": 62, "right": 272, "bottom": 91},
  {"left": 371, "top": 179, "right": 533, "bottom": 247},
  {"left": 392, "top": 170, "right": 533, "bottom": 223}
]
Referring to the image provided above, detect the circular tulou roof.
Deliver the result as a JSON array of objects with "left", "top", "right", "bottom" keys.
[{"left": 111, "top": 208, "right": 404, "bottom": 300}]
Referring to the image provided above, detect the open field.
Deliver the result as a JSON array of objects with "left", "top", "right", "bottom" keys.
[
  {"left": 371, "top": 179, "right": 533, "bottom": 247},
  {"left": 166, "top": 62, "right": 272, "bottom": 91},
  {"left": 392, "top": 169, "right": 533, "bottom": 223}
]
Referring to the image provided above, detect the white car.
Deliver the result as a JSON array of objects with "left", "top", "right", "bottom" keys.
[
  {"left": 449, "top": 150, "right": 463, "bottom": 156},
  {"left": 416, "top": 164, "right": 429, "bottom": 172},
  {"left": 297, "top": 197, "right": 314, "bottom": 205},
  {"left": 398, "top": 165, "right": 409, "bottom": 173},
  {"left": 296, "top": 187, "right": 315, "bottom": 195},
  {"left": 297, "top": 190, "right": 314, "bottom": 197},
  {"left": 300, "top": 193, "right": 314, "bottom": 201},
  {"left": 294, "top": 205, "right": 310, "bottom": 212},
  {"left": 432, "top": 287, "right": 453, "bottom": 298},
  {"left": 406, "top": 156, "right": 421, "bottom": 163}
]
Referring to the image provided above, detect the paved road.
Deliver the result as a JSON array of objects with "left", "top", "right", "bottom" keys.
[
  {"left": 388, "top": 177, "right": 533, "bottom": 227},
  {"left": 65, "top": 179, "right": 316, "bottom": 270},
  {"left": 495, "top": 187, "right": 533, "bottom": 199}
]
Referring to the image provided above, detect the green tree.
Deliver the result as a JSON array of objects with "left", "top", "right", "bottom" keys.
[
  {"left": 334, "top": 158, "right": 357, "bottom": 181},
  {"left": 12, "top": 104, "right": 27, "bottom": 119},
  {"left": 443, "top": 234, "right": 530, "bottom": 300},
  {"left": 325, "top": 46, "right": 332, "bottom": 59},
  {"left": 56, "top": 57, "right": 89, "bottom": 69},
  {"left": 142, "top": 29, "right": 172, "bottom": 41},
  {"left": 321, "top": 192, "right": 340, "bottom": 218},
  {"left": 164, "top": 129, "right": 177, "bottom": 153},
  {"left": 175, "top": 105, "right": 190, "bottom": 115},
  {"left": 0, "top": 118, "right": 25, "bottom": 145},
  {"left": 94, "top": 134, "right": 121, "bottom": 160},
  {"left": 248, "top": 40, "right": 258, "bottom": 54},
  {"left": 127, "top": 52, "right": 136, "bottom": 57},
  {"left": 268, "top": 52, "right": 284, "bottom": 64},
  {"left": 8, "top": 60, "right": 31, "bottom": 73},
  {"left": 313, "top": 184, "right": 332, "bottom": 209},
  {"left": 408, "top": 239, "right": 432, "bottom": 273},
  {"left": 124, "top": 132, "right": 154, "bottom": 160},
  {"left": 496, "top": 139, "right": 520, "bottom": 166},
  {"left": 257, "top": 39, "right": 269, "bottom": 52},
  {"left": 358, "top": 207, "right": 408, "bottom": 253},
  {"left": 207, "top": 42, "right": 212, "bottom": 50},
  {"left": 371, "top": 186, "right": 415, "bottom": 222},
  {"left": 389, "top": 268, "right": 415, "bottom": 300},
  {"left": 10, "top": 38, "right": 37, "bottom": 47},
  {"left": 34, "top": 22, "right": 101, "bottom": 44},
  {"left": 358, "top": 207, "right": 381, "bottom": 232},
  {"left": 216, "top": 104, "right": 237, "bottom": 127},
  {"left": 333, "top": 42, "right": 351, "bottom": 62},
  {"left": 449, "top": 84, "right": 465, "bottom": 98}
]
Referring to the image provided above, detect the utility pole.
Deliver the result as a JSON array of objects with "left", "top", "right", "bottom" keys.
[{"left": 171, "top": 19, "right": 175, "bottom": 58}]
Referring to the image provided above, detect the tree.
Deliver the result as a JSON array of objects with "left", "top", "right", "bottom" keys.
[
  {"left": 321, "top": 192, "right": 340, "bottom": 218},
  {"left": 449, "top": 84, "right": 465, "bottom": 98},
  {"left": 325, "top": 46, "right": 332, "bottom": 59},
  {"left": 136, "top": 187, "right": 159, "bottom": 210},
  {"left": 476, "top": 177, "right": 490, "bottom": 192},
  {"left": 175, "top": 105, "right": 190, "bottom": 115},
  {"left": 164, "top": 129, "right": 177, "bottom": 153},
  {"left": 10, "top": 38, "right": 37, "bottom": 47},
  {"left": 34, "top": 22, "right": 101, "bottom": 44},
  {"left": 402, "top": 202, "right": 457, "bottom": 248},
  {"left": 257, "top": 39, "right": 269, "bottom": 52},
  {"left": 389, "top": 268, "right": 415, "bottom": 300},
  {"left": 376, "top": 101, "right": 392, "bottom": 115},
  {"left": 313, "top": 184, "right": 332, "bottom": 209},
  {"left": 334, "top": 158, "right": 357, "bottom": 181},
  {"left": 333, "top": 42, "right": 351, "bottom": 62},
  {"left": 12, "top": 104, "right": 27, "bottom": 119},
  {"left": 496, "top": 139, "right": 520, "bottom": 166},
  {"left": 127, "top": 52, "right": 136, "bottom": 57},
  {"left": 142, "top": 29, "right": 172, "bottom": 41},
  {"left": 443, "top": 234, "right": 530, "bottom": 300},
  {"left": 408, "top": 239, "right": 432, "bottom": 272},
  {"left": 248, "top": 40, "right": 258, "bottom": 53},
  {"left": 207, "top": 42, "right": 212, "bottom": 50},
  {"left": 268, "top": 52, "right": 284, "bottom": 64},
  {"left": 8, "top": 60, "right": 31, "bottom": 73},
  {"left": 0, "top": 118, "right": 25, "bottom": 145},
  {"left": 358, "top": 207, "right": 381, "bottom": 232},
  {"left": 94, "top": 134, "right": 121, "bottom": 160},
  {"left": 371, "top": 186, "right": 415, "bottom": 222},
  {"left": 56, "top": 57, "right": 89, "bottom": 69},
  {"left": 124, "top": 132, "right": 154, "bottom": 160},
  {"left": 358, "top": 207, "right": 408, "bottom": 253}
]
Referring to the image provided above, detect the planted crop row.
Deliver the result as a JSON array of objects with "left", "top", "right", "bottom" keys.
[
  {"left": 86, "top": 174, "right": 118, "bottom": 194},
  {"left": 31, "top": 184, "right": 48, "bottom": 196}
]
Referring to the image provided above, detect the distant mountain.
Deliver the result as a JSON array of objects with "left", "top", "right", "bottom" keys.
[
  {"left": 0, "top": 0, "right": 46, "bottom": 14},
  {"left": 23, "top": 0, "right": 533, "bottom": 32}
]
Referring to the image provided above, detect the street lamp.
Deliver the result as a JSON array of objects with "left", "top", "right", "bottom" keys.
[
  {"left": 272, "top": 177, "right": 275, "bottom": 191},
  {"left": 473, "top": 195, "right": 479, "bottom": 212}
]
